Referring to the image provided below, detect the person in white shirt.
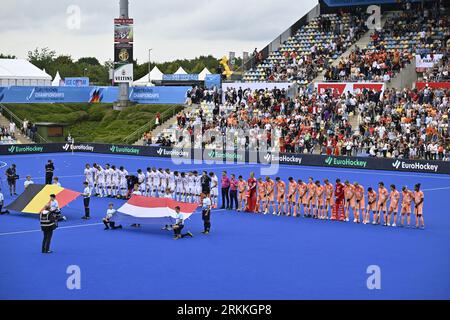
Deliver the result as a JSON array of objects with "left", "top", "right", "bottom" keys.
[
  {"left": 137, "top": 169, "right": 146, "bottom": 194},
  {"left": 172, "top": 206, "right": 193, "bottom": 240},
  {"left": 9, "top": 122, "right": 15, "bottom": 135},
  {"left": 152, "top": 168, "right": 160, "bottom": 197},
  {"left": 181, "top": 172, "right": 188, "bottom": 202},
  {"left": 167, "top": 170, "right": 176, "bottom": 199},
  {"left": 130, "top": 184, "right": 143, "bottom": 228},
  {"left": 102, "top": 203, "right": 122, "bottom": 230},
  {"left": 187, "top": 172, "right": 196, "bottom": 203},
  {"left": 82, "top": 181, "right": 91, "bottom": 220},
  {"left": 119, "top": 166, "right": 129, "bottom": 199},
  {"left": 0, "top": 190, "right": 9, "bottom": 214},
  {"left": 24, "top": 176, "right": 34, "bottom": 189},
  {"left": 84, "top": 164, "right": 94, "bottom": 191},
  {"left": 146, "top": 168, "right": 153, "bottom": 197},
  {"left": 193, "top": 171, "right": 201, "bottom": 204},
  {"left": 49, "top": 194, "right": 66, "bottom": 221},
  {"left": 209, "top": 172, "right": 219, "bottom": 208},
  {"left": 104, "top": 164, "right": 113, "bottom": 197},
  {"left": 201, "top": 194, "right": 212, "bottom": 234},
  {"left": 52, "top": 177, "right": 61, "bottom": 187},
  {"left": 174, "top": 171, "right": 182, "bottom": 201},
  {"left": 132, "top": 184, "right": 142, "bottom": 196},
  {"left": 160, "top": 169, "right": 168, "bottom": 196},
  {"left": 111, "top": 165, "right": 120, "bottom": 198},
  {"left": 96, "top": 165, "right": 106, "bottom": 197}
]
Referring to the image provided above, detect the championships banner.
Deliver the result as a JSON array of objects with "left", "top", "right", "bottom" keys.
[
  {"left": 0, "top": 86, "right": 189, "bottom": 104},
  {"left": 1, "top": 143, "right": 449, "bottom": 175}
]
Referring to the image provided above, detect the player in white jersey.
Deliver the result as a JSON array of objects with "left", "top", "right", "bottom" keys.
[
  {"left": 152, "top": 168, "right": 160, "bottom": 197},
  {"left": 104, "top": 164, "right": 113, "bottom": 197},
  {"left": 209, "top": 172, "right": 219, "bottom": 208},
  {"left": 111, "top": 165, "right": 120, "bottom": 197},
  {"left": 159, "top": 169, "right": 167, "bottom": 196},
  {"left": 187, "top": 172, "right": 196, "bottom": 203},
  {"left": 146, "top": 168, "right": 153, "bottom": 197},
  {"left": 174, "top": 171, "right": 182, "bottom": 201},
  {"left": 118, "top": 166, "right": 129, "bottom": 199},
  {"left": 193, "top": 171, "right": 202, "bottom": 204},
  {"left": 137, "top": 169, "right": 146, "bottom": 193},
  {"left": 84, "top": 164, "right": 94, "bottom": 191},
  {"left": 91, "top": 163, "right": 98, "bottom": 195},
  {"left": 96, "top": 165, "right": 106, "bottom": 197},
  {"left": 167, "top": 169, "right": 176, "bottom": 198},
  {"left": 181, "top": 172, "right": 189, "bottom": 202}
]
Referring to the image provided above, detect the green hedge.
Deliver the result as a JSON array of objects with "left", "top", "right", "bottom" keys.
[{"left": 4, "top": 103, "right": 183, "bottom": 144}]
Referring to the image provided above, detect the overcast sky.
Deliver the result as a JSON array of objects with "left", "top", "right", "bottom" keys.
[{"left": 0, "top": 0, "right": 317, "bottom": 64}]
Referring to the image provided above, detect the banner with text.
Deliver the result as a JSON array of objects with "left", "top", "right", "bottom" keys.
[{"left": 1, "top": 143, "right": 449, "bottom": 175}]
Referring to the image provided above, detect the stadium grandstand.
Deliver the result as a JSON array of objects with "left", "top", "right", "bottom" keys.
[{"left": 1, "top": 0, "right": 450, "bottom": 304}]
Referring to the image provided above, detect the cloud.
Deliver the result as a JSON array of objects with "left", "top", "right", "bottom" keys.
[{"left": 0, "top": 0, "right": 317, "bottom": 62}]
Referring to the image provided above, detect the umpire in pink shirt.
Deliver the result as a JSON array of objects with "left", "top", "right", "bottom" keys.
[{"left": 220, "top": 171, "right": 230, "bottom": 209}]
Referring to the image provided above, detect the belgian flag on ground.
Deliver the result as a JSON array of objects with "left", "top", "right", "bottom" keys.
[{"left": 6, "top": 184, "right": 81, "bottom": 214}]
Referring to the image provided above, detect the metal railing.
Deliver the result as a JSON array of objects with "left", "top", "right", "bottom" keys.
[
  {"left": 0, "top": 103, "right": 48, "bottom": 143},
  {"left": 122, "top": 104, "right": 184, "bottom": 145}
]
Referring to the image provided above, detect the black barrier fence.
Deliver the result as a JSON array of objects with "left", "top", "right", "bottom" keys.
[{"left": 1, "top": 143, "right": 450, "bottom": 175}]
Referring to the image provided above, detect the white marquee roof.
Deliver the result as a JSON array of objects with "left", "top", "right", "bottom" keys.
[{"left": 0, "top": 59, "right": 52, "bottom": 80}]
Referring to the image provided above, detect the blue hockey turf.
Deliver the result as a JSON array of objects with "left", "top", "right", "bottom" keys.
[{"left": 0, "top": 152, "right": 449, "bottom": 300}]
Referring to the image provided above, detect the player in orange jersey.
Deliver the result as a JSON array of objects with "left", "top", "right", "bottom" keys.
[
  {"left": 387, "top": 184, "right": 400, "bottom": 227},
  {"left": 413, "top": 184, "right": 425, "bottom": 229},
  {"left": 344, "top": 181, "right": 355, "bottom": 222},
  {"left": 264, "top": 177, "right": 276, "bottom": 215},
  {"left": 297, "top": 179, "right": 308, "bottom": 218},
  {"left": 237, "top": 176, "right": 247, "bottom": 212},
  {"left": 315, "top": 181, "right": 325, "bottom": 219},
  {"left": 256, "top": 178, "right": 266, "bottom": 214},
  {"left": 287, "top": 177, "right": 298, "bottom": 217},
  {"left": 275, "top": 177, "right": 286, "bottom": 216},
  {"left": 353, "top": 182, "right": 364, "bottom": 224},
  {"left": 365, "top": 187, "right": 377, "bottom": 225},
  {"left": 306, "top": 177, "right": 316, "bottom": 218},
  {"left": 375, "top": 182, "right": 389, "bottom": 225},
  {"left": 400, "top": 186, "right": 414, "bottom": 227},
  {"left": 323, "top": 179, "right": 334, "bottom": 220}
]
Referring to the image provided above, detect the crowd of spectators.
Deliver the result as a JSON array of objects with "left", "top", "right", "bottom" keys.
[
  {"left": 422, "top": 54, "right": 449, "bottom": 82},
  {"left": 167, "top": 84, "right": 449, "bottom": 161},
  {"left": 243, "top": 10, "right": 369, "bottom": 83},
  {"left": 324, "top": 5, "right": 449, "bottom": 82},
  {"left": 21, "top": 119, "right": 38, "bottom": 142},
  {"left": 0, "top": 122, "right": 16, "bottom": 145}
]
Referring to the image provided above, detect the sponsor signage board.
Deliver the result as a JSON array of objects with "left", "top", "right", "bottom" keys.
[{"left": 1, "top": 144, "right": 449, "bottom": 174}]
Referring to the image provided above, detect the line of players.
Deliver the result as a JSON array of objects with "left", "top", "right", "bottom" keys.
[
  {"left": 84, "top": 164, "right": 220, "bottom": 206},
  {"left": 236, "top": 176, "right": 425, "bottom": 229}
]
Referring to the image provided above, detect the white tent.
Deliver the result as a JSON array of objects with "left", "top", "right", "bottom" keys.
[
  {"left": 198, "top": 67, "right": 212, "bottom": 81},
  {"left": 132, "top": 66, "right": 162, "bottom": 86},
  {"left": 52, "top": 71, "right": 62, "bottom": 87},
  {"left": 0, "top": 59, "right": 52, "bottom": 87},
  {"left": 174, "top": 67, "right": 187, "bottom": 75}
]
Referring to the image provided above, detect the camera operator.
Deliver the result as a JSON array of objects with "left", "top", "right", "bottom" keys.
[{"left": 5, "top": 164, "right": 18, "bottom": 196}]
